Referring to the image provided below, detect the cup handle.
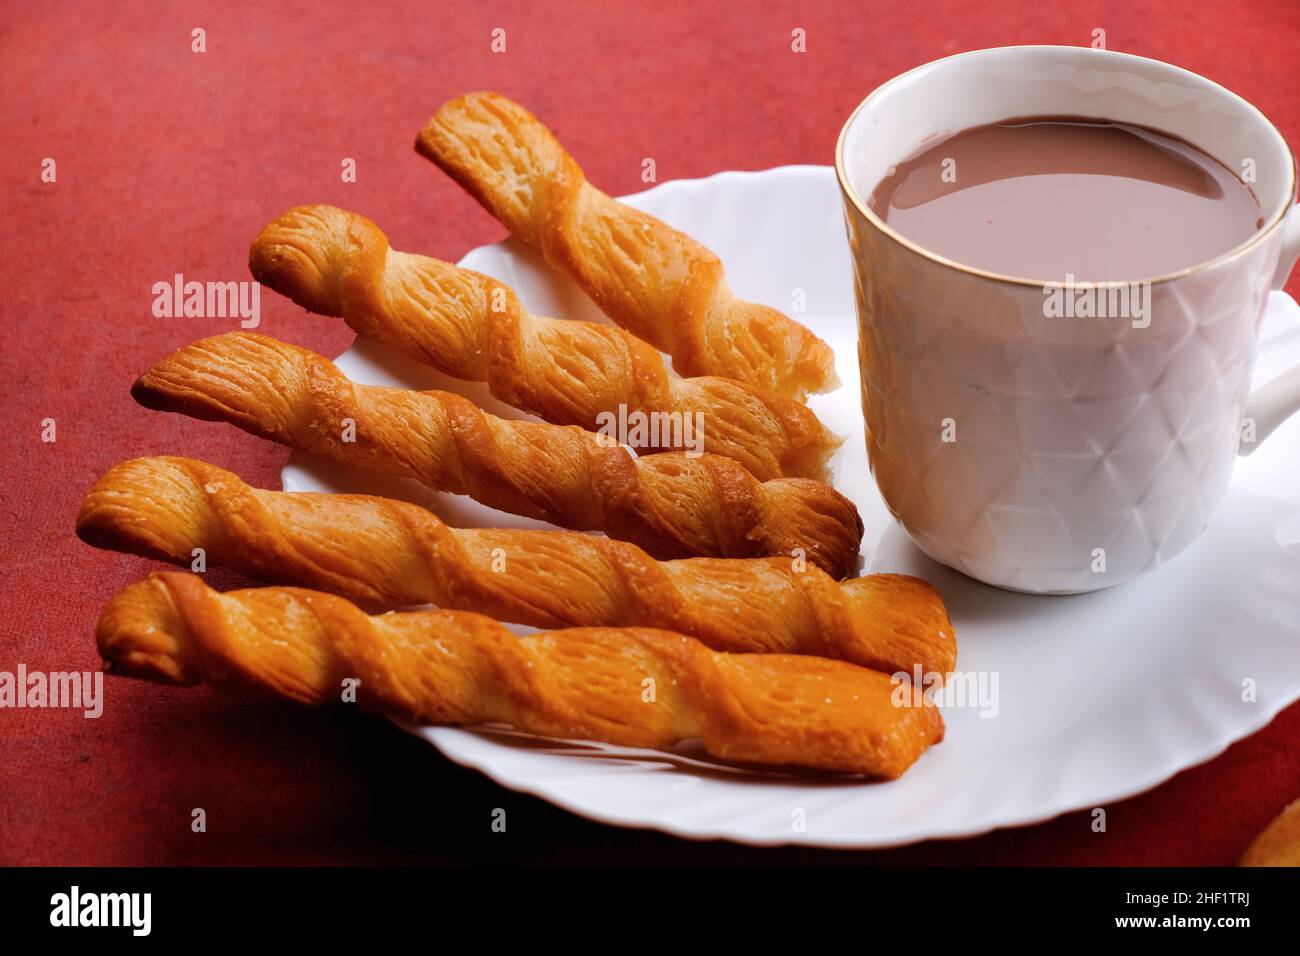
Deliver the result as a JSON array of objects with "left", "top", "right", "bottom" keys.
[{"left": 1239, "top": 205, "right": 1300, "bottom": 456}]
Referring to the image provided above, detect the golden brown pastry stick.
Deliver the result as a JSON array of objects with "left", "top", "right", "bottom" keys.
[
  {"left": 98, "top": 572, "right": 944, "bottom": 777},
  {"left": 248, "top": 205, "right": 839, "bottom": 482},
  {"left": 132, "top": 333, "right": 863, "bottom": 577},
  {"left": 76, "top": 457, "right": 956, "bottom": 676},
  {"left": 1241, "top": 798, "right": 1300, "bottom": 866},
  {"left": 415, "top": 91, "right": 838, "bottom": 400}
]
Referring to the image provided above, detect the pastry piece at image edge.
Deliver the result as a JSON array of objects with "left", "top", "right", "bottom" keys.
[
  {"left": 1241, "top": 798, "right": 1300, "bottom": 866},
  {"left": 75, "top": 456, "right": 957, "bottom": 677},
  {"left": 97, "top": 571, "right": 944, "bottom": 777},
  {"left": 132, "top": 332, "right": 863, "bottom": 577},
  {"left": 248, "top": 204, "right": 841, "bottom": 482},
  {"left": 417, "top": 91, "right": 838, "bottom": 401}
]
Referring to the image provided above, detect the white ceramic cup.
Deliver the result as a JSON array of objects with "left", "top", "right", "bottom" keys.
[{"left": 836, "top": 46, "right": 1300, "bottom": 593}]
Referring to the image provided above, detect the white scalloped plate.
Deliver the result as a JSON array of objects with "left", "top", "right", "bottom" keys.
[{"left": 284, "top": 166, "right": 1300, "bottom": 848}]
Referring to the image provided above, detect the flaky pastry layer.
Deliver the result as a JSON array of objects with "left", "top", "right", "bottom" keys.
[
  {"left": 98, "top": 572, "right": 943, "bottom": 777},
  {"left": 249, "top": 205, "right": 840, "bottom": 481},
  {"left": 417, "top": 91, "right": 838, "bottom": 400},
  {"left": 133, "top": 332, "right": 862, "bottom": 576},
  {"left": 76, "top": 456, "right": 956, "bottom": 676}
]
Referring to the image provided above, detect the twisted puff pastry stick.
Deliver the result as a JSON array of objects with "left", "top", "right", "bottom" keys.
[
  {"left": 1241, "top": 798, "right": 1300, "bottom": 866},
  {"left": 98, "top": 572, "right": 944, "bottom": 776},
  {"left": 76, "top": 457, "right": 957, "bottom": 676},
  {"left": 416, "top": 92, "right": 838, "bottom": 400},
  {"left": 132, "top": 333, "right": 863, "bottom": 577},
  {"left": 248, "top": 205, "right": 839, "bottom": 482}
]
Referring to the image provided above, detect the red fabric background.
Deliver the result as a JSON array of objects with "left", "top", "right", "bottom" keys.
[{"left": 3, "top": 0, "right": 1299, "bottom": 866}]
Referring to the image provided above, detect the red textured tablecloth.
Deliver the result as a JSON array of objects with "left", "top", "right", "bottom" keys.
[{"left": 3, "top": 0, "right": 1299, "bottom": 866}]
